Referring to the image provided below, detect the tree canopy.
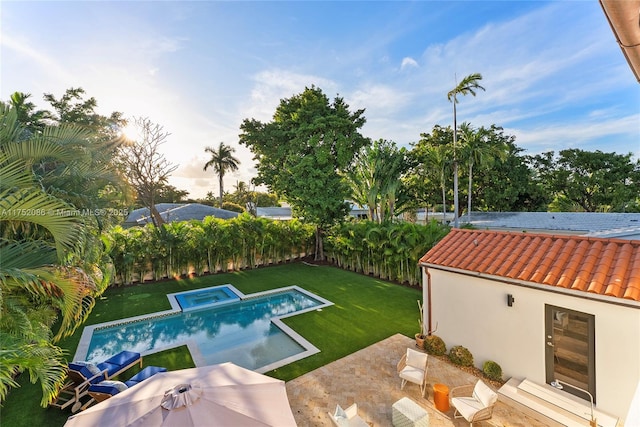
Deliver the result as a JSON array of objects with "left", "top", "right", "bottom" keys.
[
  {"left": 529, "top": 149, "right": 640, "bottom": 212},
  {"left": 239, "top": 86, "right": 369, "bottom": 259}
]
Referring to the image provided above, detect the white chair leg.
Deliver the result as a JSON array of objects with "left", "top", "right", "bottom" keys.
[{"left": 400, "top": 379, "right": 407, "bottom": 390}]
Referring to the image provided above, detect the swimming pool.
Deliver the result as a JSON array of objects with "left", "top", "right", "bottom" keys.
[{"left": 74, "top": 286, "right": 333, "bottom": 373}]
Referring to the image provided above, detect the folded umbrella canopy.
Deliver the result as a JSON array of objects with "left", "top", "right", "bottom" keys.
[{"left": 64, "top": 362, "right": 297, "bottom": 427}]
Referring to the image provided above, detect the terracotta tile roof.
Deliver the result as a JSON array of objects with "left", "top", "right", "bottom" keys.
[{"left": 419, "top": 229, "right": 640, "bottom": 302}]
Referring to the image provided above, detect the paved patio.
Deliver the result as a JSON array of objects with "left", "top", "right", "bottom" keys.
[{"left": 286, "top": 334, "right": 547, "bottom": 426}]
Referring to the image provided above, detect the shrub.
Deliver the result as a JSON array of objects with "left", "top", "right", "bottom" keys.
[
  {"left": 483, "top": 360, "right": 503, "bottom": 381},
  {"left": 222, "top": 201, "right": 245, "bottom": 213},
  {"left": 448, "top": 345, "right": 473, "bottom": 367},
  {"left": 424, "top": 335, "right": 447, "bottom": 356}
]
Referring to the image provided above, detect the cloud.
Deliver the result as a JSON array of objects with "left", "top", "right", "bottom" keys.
[
  {"left": 241, "top": 69, "right": 338, "bottom": 121},
  {"left": 400, "top": 57, "right": 418, "bottom": 70},
  {"left": 505, "top": 114, "right": 640, "bottom": 155}
]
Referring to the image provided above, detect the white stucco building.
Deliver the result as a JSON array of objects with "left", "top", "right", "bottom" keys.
[{"left": 420, "top": 229, "right": 640, "bottom": 426}]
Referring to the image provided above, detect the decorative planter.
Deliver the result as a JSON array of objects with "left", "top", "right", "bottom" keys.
[{"left": 415, "top": 333, "right": 426, "bottom": 349}]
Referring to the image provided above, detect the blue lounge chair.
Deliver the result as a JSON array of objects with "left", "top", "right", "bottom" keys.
[
  {"left": 50, "top": 351, "right": 142, "bottom": 413},
  {"left": 88, "top": 366, "right": 167, "bottom": 403}
]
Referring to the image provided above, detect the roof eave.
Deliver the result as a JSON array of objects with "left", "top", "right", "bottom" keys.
[
  {"left": 600, "top": 0, "right": 640, "bottom": 83},
  {"left": 420, "top": 263, "right": 640, "bottom": 310}
]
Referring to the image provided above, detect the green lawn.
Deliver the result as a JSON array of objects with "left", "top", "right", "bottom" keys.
[{"left": 1, "top": 263, "right": 420, "bottom": 427}]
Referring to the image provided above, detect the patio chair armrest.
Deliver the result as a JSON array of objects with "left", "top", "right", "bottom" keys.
[
  {"left": 450, "top": 384, "right": 475, "bottom": 399},
  {"left": 469, "top": 405, "right": 494, "bottom": 422},
  {"left": 396, "top": 354, "right": 407, "bottom": 372}
]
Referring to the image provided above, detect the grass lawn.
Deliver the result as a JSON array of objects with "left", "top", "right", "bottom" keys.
[{"left": 1, "top": 263, "right": 421, "bottom": 427}]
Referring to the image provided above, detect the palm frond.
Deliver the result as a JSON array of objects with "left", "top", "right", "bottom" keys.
[
  {"left": 0, "top": 335, "right": 67, "bottom": 407},
  {"left": 0, "top": 188, "right": 83, "bottom": 257},
  {"left": 0, "top": 239, "right": 57, "bottom": 270}
]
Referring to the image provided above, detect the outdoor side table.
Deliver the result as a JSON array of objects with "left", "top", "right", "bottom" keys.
[
  {"left": 433, "top": 383, "right": 450, "bottom": 412},
  {"left": 391, "top": 397, "right": 429, "bottom": 427}
]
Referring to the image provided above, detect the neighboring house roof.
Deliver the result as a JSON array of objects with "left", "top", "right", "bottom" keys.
[
  {"left": 466, "top": 212, "right": 640, "bottom": 240},
  {"left": 124, "top": 203, "right": 239, "bottom": 226},
  {"left": 256, "top": 205, "right": 370, "bottom": 220},
  {"left": 419, "top": 228, "right": 640, "bottom": 302},
  {"left": 256, "top": 207, "right": 293, "bottom": 220}
]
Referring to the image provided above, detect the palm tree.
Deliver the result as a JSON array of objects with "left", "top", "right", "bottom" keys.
[
  {"left": 459, "top": 123, "right": 508, "bottom": 224},
  {"left": 447, "top": 73, "right": 485, "bottom": 227},
  {"left": 345, "top": 140, "right": 405, "bottom": 223},
  {"left": 0, "top": 103, "right": 99, "bottom": 406},
  {"left": 345, "top": 145, "right": 379, "bottom": 221},
  {"left": 203, "top": 142, "right": 240, "bottom": 208}
]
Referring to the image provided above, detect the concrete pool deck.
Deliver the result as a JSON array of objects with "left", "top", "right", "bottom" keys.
[{"left": 286, "top": 334, "right": 548, "bottom": 426}]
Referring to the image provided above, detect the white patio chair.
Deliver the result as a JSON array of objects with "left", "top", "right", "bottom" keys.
[
  {"left": 396, "top": 347, "right": 429, "bottom": 397},
  {"left": 327, "top": 403, "right": 369, "bottom": 427},
  {"left": 451, "top": 379, "right": 498, "bottom": 425}
]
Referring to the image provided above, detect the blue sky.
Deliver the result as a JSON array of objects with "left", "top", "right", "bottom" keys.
[{"left": 2, "top": 1, "right": 639, "bottom": 199}]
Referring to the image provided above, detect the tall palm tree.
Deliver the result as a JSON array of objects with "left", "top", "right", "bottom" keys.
[
  {"left": 203, "top": 142, "right": 240, "bottom": 208},
  {"left": 447, "top": 73, "right": 485, "bottom": 227}
]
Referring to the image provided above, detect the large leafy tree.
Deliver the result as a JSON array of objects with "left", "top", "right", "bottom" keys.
[
  {"left": 447, "top": 73, "right": 485, "bottom": 227},
  {"left": 529, "top": 149, "right": 639, "bottom": 212},
  {"left": 467, "top": 126, "right": 548, "bottom": 212},
  {"left": 203, "top": 142, "right": 240, "bottom": 208},
  {"left": 240, "top": 86, "right": 368, "bottom": 260},
  {"left": 0, "top": 103, "right": 101, "bottom": 406}
]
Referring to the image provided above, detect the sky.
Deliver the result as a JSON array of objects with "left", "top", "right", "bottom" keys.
[{"left": 2, "top": 1, "right": 639, "bottom": 199}]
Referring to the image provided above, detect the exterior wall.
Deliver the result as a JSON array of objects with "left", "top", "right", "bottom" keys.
[{"left": 422, "top": 267, "right": 640, "bottom": 421}]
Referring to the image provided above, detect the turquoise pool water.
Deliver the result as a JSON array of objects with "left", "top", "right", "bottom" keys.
[
  {"left": 174, "top": 285, "right": 240, "bottom": 311},
  {"left": 83, "top": 287, "right": 330, "bottom": 372}
]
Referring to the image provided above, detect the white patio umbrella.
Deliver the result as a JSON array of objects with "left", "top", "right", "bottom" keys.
[{"left": 64, "top": 362, "right": 297, "bottom": 427}]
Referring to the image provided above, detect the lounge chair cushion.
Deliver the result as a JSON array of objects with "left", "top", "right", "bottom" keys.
[
  {"left": 96, "top": 351, "right": 140, "bottom": 377},
  {"left": 473, "top": 380, "right": 497, "bottom": 408},
  {"left": 124, "top": 366, "right": 167, "bottom": 387},
  {"left": 399, "top": 365, "right": 425, "bottom": 385},
  {"left": 406, "top": 348, "right": 426, "bottom": 369},
  {"left": 89, "top": 380, "right": 129, "bottom": 396},
  {"left": 452, "top": 396, "right": 486, "bottom": 420},
  {"left": 70, "top": 361, "right": 101, "bottom": 376},
  {"left": 68, "top": 361, "right": 105, "bottom": 384}
]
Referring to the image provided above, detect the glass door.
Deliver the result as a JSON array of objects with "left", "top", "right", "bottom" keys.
[{"left": 545, "top": 305, "right": 596, "bottom": 402}]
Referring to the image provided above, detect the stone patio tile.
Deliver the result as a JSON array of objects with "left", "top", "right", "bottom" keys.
[{"left": 286, "top": 334, "right": 547, "bottom": 427}]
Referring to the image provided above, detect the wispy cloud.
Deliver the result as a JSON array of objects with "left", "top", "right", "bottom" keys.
[{"left": 400, "top": 57, "right": 418, "bottom": 70}]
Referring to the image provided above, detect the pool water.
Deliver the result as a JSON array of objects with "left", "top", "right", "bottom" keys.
[
  {"left": 174, "top": 286, "right": 240, "bottom": 311},
  {"left": 84, "top": 288, "right": 329, "bottom": 372}
]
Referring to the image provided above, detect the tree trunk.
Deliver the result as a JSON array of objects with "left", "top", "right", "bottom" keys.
[
  {"left": 467, "top": 163, "right": 473, "bottom": 224},
  {"left": 314, "top": 226, "right": 325, "bottom": 261},
  {"left": 219, "top": 173, "right": 224, "bottom": 208},
  {"left": 150, "top": 203, "right": 165, "bottom": 226}
]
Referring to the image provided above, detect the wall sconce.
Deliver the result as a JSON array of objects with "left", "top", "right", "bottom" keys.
[{"left": 507, "top": 294, "right": 515, "bottom": 307}]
